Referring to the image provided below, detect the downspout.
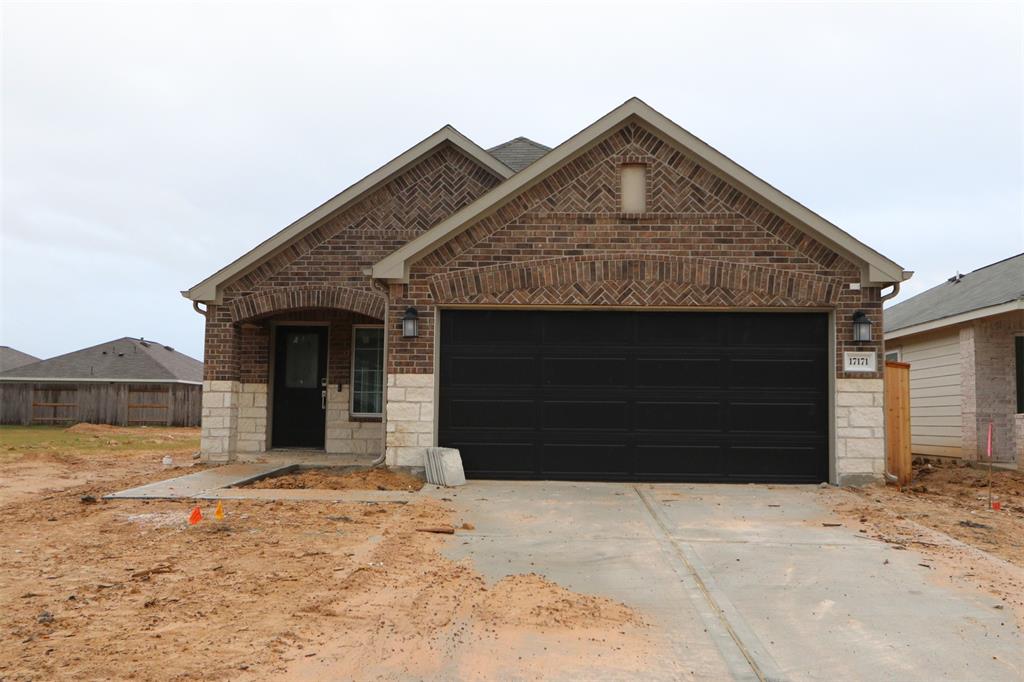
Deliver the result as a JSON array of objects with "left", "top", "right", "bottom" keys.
[
  {"left": 879, "top": 282, "right": 900, "bottom": 302},
  {"left": 369, "top": 279, "right": 390, "bottom": 469},
  {"left": 192, "top": 300, "right": 208, "bottom": 317}
]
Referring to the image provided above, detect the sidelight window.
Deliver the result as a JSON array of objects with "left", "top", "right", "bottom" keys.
[{"left": 351, "top": 326, "right": 384, "bottom": 416}]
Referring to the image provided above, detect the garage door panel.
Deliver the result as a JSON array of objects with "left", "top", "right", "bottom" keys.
[
  {"left": 439, "top": 310, "right": 828, "bottom": 483},
  {"left": 445, "top": 310, "right": 537, "bottom": 345},
  {"left": 726, "top": 313, "right": 827, "bottom": 347},
  {"left": 542, "top": 443, "right": 629, "bottom": 476},
  {"left": 729, "top": 402, "right": 822, "bottom": 434},
  {"left": 636, "top": 312, "right": 723, "bottom": 345},
  {"left": 729, "top": 358, "right": 824, "bottom": 389},
  {"left": 636, "top": 357, "right": 722, "bottom": 387},
  {"left": 542, "top": 357, "right": 628, "bottom": 387},
  {"left": 446, "top": 399, "right": 535, "bottom": 429},
  {"left": 454, "top": 441, "right": 537, "bottom": 477},
  {"left": 542, "top": 401, "right": 628, "bottom": 430},
  {"left": 447, "top": 356, "right": 537, "bottom": 387},
  {"left": 542, "top": 312, "right": 632, "bottom": 344},
  {"left": 635, "top": 444, "right": 726, "bottom": 476},
  {"left": 635, "top": 401, "right": 721, "bottom": 431},
  {"left": 728, "top": 445, "right": 821, "bottom": 481}
]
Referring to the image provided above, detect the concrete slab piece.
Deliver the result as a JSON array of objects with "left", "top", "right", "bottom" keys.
[
  {"left": 104, "top": 463, "right": 293, "bottom": 499},
  {"left": 196, "top": 488, "right": 415, "bottom": 503},
  {"left": 430, "top": 481, "right": 1024, "bottom": 681}
]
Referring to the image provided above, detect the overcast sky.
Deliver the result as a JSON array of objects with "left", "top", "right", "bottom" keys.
[{"left": 2, "top": 1, "right": 1021, "bottom": 361}]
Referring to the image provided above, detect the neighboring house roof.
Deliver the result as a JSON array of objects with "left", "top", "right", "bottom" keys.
[
  {"left": 884, "top": 253, "right": 1024, "bottom": 339},
  {"left": 0, "top": 337, "right": 203, "bottom": 384},
  {"left": 373, "top": 98, "right": 911, "bottom": 285},
  {"left": 184, "top": 126, "right": 514, "bottom": 303},
  {"left": 487, "top": 137, "right": 551, "bottom": 172},
  {"left": 0, "top": 346, "right": 41, "bottom": 372}
]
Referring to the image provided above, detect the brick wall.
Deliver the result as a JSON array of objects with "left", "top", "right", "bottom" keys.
[
  {"left": 201, "top": 144, "right": 504, "bottom": 383},
  {"left": 961, "top": 311, "right": 1023, "bottom": 463},
  {"left": 391, "top": 122, "right": 883, "bottom": 380}
]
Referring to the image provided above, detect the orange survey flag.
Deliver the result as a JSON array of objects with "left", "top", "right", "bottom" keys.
[
  {"left": 214, "top": 500, "right": 224, "bottom": 520},
  {"left": 188, "top": 505, "right": 202, "bottom": 525}
]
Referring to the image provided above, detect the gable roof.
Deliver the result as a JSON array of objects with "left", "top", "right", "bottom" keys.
[
  {"left": 487, "top": 137, "right": 551, "bottom": 172},
  {"left": 884, "top": 253, "right": 1024, "bottom": 338},
  {"left": 183, "top": 126, "right": 514, "bottom": 303},
  {"left": 0, "top": 346, "right": 40, "bottom": 372},
  {"left": 373, "top": 98, "right": 911, "bottom": 285},
  {"left": 0, "top": 337, "right": 203, "bottom": 384}
]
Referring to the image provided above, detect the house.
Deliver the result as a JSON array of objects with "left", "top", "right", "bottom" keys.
[
  {"left": 183, "top": 98, "right": 911, "bottom": 485},
  {"left": 884, "top": 254, "right": 1023, "bottom": 467},
  {"left": 0, "top": 337, "right": 203, "bottom": 426},
  {"left": 0, "top": 346, "right": 40, "bottom": 373}
]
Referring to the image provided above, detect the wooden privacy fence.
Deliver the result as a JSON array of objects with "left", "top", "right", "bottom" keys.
[
  {"left": 884, "top": 360, "right": 912, "bottom": 486},
  {"left": 0, "top": 382, "right": 201, "bottom": 427}
]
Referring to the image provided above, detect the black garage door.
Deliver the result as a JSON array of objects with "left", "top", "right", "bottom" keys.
[{"left": 438, "top": 310, "right": 828, "bottom": 483}]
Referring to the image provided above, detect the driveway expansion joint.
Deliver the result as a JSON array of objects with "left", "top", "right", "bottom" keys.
[{"left": 634, "top": 486, "right": 786, "bottom": 682}]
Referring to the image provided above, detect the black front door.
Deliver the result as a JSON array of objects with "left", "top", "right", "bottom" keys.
[
  {"left": 272, "top": 326, "right": 327, "bottom": 449},
  {"left": 439, "top": 310, "right": 829, "bottom": 483}
]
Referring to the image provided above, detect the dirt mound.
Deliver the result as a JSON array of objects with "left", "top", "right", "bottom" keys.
[
  {"left": 245, "top": 466, "right": 424, "bottom": 491},
  {"left": 477, "top": 573, "right": 642, "bottom": 628},
  {"left": 66, "top": 423, "right": 131, "bottom": 435}
]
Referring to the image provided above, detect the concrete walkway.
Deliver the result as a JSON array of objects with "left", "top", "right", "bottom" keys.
[
  {"left": 431, "top": 481, "right": 1024, "bottom": 681},
  {"left": 103, "top": 463, "right": 293, "bottom": 499}
]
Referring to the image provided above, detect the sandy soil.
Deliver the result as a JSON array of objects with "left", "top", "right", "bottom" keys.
[
  {"left": 245, "top": 467, "right": 424, "bottom": 492},
  {"left": 0, "top": 426, "right": 652, "bottom": 681},
  {"left": 0, "top": 425, "right": 202, "bottom": 505},
  {"left": 821, "top": 462, "right": 1024, "bottom": 627}
]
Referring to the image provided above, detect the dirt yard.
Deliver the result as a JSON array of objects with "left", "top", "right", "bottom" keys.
[
  {"left": 822, "top": 461, "right": 1024, "bottom": 625},
  {"left": 0, "top": 426, "right": 651, "bottom": 680},
  {"left": 244, "top": 467, "right": 425, "bottom": 492}
]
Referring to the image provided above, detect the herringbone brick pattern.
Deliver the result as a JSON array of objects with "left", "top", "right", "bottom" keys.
[{"left": 203, "top": 145, "right": 503, "bottom": 380}]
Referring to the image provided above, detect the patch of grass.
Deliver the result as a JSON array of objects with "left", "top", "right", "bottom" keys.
[{"left": 0, "top": 425, "right": 200, "bottom": 458}]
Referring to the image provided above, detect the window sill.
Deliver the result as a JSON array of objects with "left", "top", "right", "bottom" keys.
[{"left": 349, "top": 414, "right": 382, "bottom": 423}]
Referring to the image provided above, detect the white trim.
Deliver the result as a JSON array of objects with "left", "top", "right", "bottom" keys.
[
  {"left": 350, "top": 324, "right": 385, "bottom": 418},
  {"left": 884, "top": 300, "right": 1024, "bottom": 340},
  {"left": 183, "top": 126, "right": 513, "bottom": 303},
  {"left": 884, "top": 348, "right": 902, "bottom": 362},
  {"left": 373, "top": 98, "right": 908, "bottom": 285},
  {"left": 0, "top": 377, "right": 201, "bottom": 385}
]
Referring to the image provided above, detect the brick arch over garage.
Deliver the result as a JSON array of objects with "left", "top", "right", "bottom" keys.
[
  {"left": 229, "top": 285, "right": 386, "bottom": 323},
  {"left": 427, "top": 254, "right": 843, "bottom": 308}
]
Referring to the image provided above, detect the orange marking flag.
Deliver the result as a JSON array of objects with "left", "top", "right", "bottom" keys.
[
  {"left": 214, "top": 500, "right": 224, "bottom": 521},
  {"left": 188, "top": 505, "right": 203, "bottom": 525}
]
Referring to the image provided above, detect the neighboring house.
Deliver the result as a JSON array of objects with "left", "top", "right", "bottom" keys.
[
  {"left": 0, "top": 346, "right": 40, "bottom": 373},
  {"left": 183, "top": 98, "right": 911, "bottom": 485},
  {"left": 884, "top": 254, "right": 1024, "bottom": 467},
  {"left": 0, "top": 337, "right": 203, "bottom": 426}
]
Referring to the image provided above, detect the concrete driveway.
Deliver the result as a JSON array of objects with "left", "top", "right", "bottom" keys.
[{"left": 432, "top": 481, "right": 1023, "bottom": 681}]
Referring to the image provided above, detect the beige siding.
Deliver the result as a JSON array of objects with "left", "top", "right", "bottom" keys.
[{"left": 889, "top": 329, "right": 962, "bottom": 457}]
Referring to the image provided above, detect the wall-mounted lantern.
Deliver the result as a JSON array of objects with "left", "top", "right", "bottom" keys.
[
  {"left": 402, "top": 307, "right": 419, "bottom": 338},
  {"left": 852, "top": 311, "right": 872, "bottom": 342}
]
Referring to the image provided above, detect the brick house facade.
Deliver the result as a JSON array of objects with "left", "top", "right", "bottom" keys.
[{"left": 186, "top": 99, "right": 910, "bottom": 485}]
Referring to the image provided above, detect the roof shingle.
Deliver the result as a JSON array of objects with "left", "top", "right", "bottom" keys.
[
  {"left": 487, "top": 137, "right": 551, "bottom": 172},
  {"left": 884, "top": 253, "right": 1024, "bottom": 333},
  {"left": 0, "top": 337, "right": 203, "bottom": 383}
]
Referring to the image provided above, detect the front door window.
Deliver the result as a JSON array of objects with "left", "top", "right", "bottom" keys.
[{"left": 352, "top": 327, "right": 384, "bottom": 416}]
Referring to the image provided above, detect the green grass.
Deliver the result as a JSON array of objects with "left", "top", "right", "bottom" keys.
[{"left": 0, "top": 425, "right": 200, "bottom": 457}]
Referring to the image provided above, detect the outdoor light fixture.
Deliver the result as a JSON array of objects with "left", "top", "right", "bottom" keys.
[
  {"left": 402, "top": 307, "right": 419, "bottom": 338},
  {"left": 852, "top": 311, "right": 872, "bottom": 342}
]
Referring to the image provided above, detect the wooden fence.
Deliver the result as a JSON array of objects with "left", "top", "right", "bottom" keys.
[
  {"left": 0, "top": 382, "right": 201, "bottom": 427},
  {"left": 884, "top": 361, "right": 912, "bottom": 486}
]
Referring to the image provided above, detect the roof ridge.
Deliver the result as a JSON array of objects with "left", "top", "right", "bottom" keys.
[
  {"left": 487, "top": 136, "right": 551, "bottom": 152},
  {"left": 963, "top": 252, "right": 1024, "bottom": 276}
]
